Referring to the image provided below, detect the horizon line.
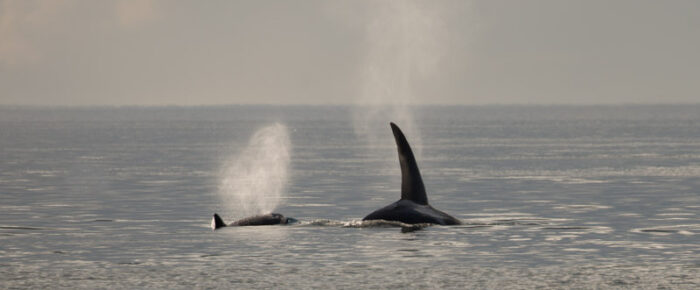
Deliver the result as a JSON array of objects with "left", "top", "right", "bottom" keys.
[{"left": 2, "top": 102, "right": 699, "bottom": 109}]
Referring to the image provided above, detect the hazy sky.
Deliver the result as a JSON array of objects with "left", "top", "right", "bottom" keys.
[{"left": 1, "top": 0, "right": 699, "bottom": 106}]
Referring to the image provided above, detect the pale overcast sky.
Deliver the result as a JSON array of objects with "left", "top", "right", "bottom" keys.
[{"left": 1, "top": 0, "right": 698, "bottom": 106}]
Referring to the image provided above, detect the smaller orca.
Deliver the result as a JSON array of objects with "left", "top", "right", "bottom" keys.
[
  {"left": 211, "top": 213, "right": 297, "bottom": 229},
  {"left": 363, "top": 123, "right": 461, "bottom": 225}
]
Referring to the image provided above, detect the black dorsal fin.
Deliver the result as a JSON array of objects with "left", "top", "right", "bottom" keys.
[
  {"left": 212, "top": 213, "right": 227, "bottom": 229},
  {"left": 390, "top": 122, "right": 428, "bottom": 205}
]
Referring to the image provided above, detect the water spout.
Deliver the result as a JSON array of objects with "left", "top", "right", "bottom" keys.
[{"left": 217, "top": 123, "right": 291, "bottom": 218}]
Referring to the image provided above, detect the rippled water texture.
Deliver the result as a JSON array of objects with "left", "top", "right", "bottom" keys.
[{"left": 1, "top": 105, "right": 699, "bottom": 288}]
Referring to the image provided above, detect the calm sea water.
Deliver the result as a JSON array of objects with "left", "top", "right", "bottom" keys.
[{"left": 1, "top": 105, "right": 699, "bottom": 288}]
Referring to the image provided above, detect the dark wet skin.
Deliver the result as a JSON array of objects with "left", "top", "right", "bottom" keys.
[
  {"left": 212, "top": 213, "right": 296, "bottom": 229},
  {"left": 230, "top": 213, "right": 289, "bottom": 226},
  {"left": 363, "top": 122, "right": 461, "bottom": 225},
  {"left": 364, "top": 200, "right": 461, "bottom": 225}
]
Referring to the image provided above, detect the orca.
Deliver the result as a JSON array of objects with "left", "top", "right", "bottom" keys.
[
  {"left": 211, "top": 213, "right": 297, "bottom": 229},
  {"left": 363, "top": 123, "right": 461, "bottom": 225}
]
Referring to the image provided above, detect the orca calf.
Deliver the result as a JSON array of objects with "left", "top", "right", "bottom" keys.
[
  {"left": 363, "top": 123, "right": 461, "bottom": 225},
  {"left": 211, "top": 213, "right": 296, "bottom": 229}
]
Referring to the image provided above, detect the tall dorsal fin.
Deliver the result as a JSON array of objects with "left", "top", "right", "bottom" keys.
[{"left": 390, "top": 122, "right": 428, "bottom": 205}]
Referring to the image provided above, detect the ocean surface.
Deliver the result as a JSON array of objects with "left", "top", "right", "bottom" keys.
[{"left": 1, "top": 105, "right": 699, "bottom": 288}]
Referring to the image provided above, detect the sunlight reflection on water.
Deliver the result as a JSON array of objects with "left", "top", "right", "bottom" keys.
[{"left": 1, "top": 105, "right": 699, "bottom": 288}]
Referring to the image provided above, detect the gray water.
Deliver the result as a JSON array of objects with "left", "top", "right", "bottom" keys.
[{"left": 1, "top": 105, "right": 699, "bottom": 289}]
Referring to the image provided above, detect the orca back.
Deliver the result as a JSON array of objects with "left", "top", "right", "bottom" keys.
[
  {"left": 363, "top": 123, "right": 461, "bottom": 225},
  {"left": 230, "top": 213, "right": 287, "bottom": 226}
]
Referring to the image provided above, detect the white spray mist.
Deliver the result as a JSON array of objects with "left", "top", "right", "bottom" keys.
[
  {"left": 218, "top": 123, "right": 291, "bottom": 218},
  {"left": 353, "top": 0, "right": 447, "bottom": 156}
]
